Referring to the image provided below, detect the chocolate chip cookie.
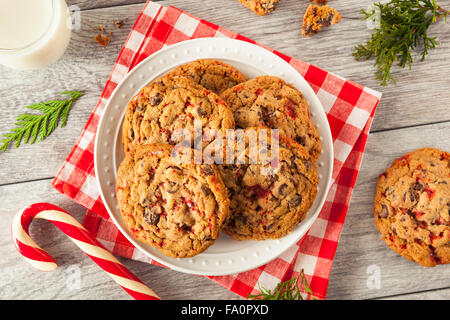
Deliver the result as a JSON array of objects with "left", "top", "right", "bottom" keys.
[
  {"left": 238, "top": 0, "right": 281, "bottom": 16},
  {"left": 116, "top": 143, "right": 230, "bottom": 258},
  {"left": 122, "top": 75, "right": 235, "bottom": 153},
  {"left": 221, "top": 76, "right": 322, "bottom": 159},
  {"left": 374, "top": 148, "right": 450, "bottom": 267},
  {"left": 166, "top": 59, "right": 248, "bottom": 95},
  {"left": 218, "top": 127, "right": 319, "bottom": 240}
]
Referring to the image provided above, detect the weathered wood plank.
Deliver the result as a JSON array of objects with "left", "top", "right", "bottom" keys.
[
  {"left": 1, "top": 0, "right": 450, "bottom": 184},
  {"left": 162, "top": 0, "right": 450, "bottom": 133},
  {"left": 2, "top": 121, "right": 450, "bottom": 300},
  {"left": 378, "top": 287, "right": 450, "bottom": 300},
  {"left": 1, "top": 0, "right": 450, "bottom": 300},
  {"left": 1, "top": 0, "right": 450, "bottom": 185},
  {"left": 0, "top": 179, "right": 239, "bottom": 300},
  {"left": 327, "top": 121, "right": 450, "bottom": 300},
  {"left": 66, "top": 0, "right": 147, "bottom": 11}
]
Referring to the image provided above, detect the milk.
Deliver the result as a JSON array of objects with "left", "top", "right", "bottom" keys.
[
  {"left": 0, "top": 0, "right": 53, "bottom": 50},
  {"left": 0, "top": 0, "right": 71, "bottom": 70}
]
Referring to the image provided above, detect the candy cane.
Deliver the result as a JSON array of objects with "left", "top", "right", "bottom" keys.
[{"left": 11, "top": 203, "right": 160, "bottom": 300}]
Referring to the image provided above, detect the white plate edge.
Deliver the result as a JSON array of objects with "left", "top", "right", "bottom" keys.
[{"left": 94, "top": 38, "right": 334, "bottom": 276}]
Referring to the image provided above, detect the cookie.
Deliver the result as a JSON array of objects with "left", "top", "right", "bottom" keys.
[
  {"left": 116, "top": 143, "right": 230, "bottom": 258},
  {"left": 122, "top": 75, "right": 235, "bottom": 153},
  {"left": 217, "top": 127, "right": 319, "bottom": 240},
  {"left": 302, "top": 4, "right": 342, "bottom": 37},
  {"left": 221, "top": 75, "right": 322, "bottom": 159},
  {"left": 310, "top": 0, "right": 328, "bottom": 5},
  {"left": 166, "top": 59, "right": 248, "bottom": 95},
  {"left": 374, "top": 148, "right": 450, "bottom": 267},
  {"left": 238, "top": 0, "right": 280, "bottom": 16}
]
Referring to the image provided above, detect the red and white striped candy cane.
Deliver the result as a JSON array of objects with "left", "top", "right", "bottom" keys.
[{"left": 11, "top": 202, "right": 160, "bottom": 300}]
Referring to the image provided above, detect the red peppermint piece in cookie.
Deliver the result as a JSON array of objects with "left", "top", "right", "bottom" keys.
[
  {"left": 414, "top": 211, "right": 424, "bottom": 219},
  {"left": 398, "top": 154, "right": 410, "bottom": 166},
  {"left": 248, "top": 185, "right": 270, "bottom": 198},
  {"left": 424, "top": 186, "right": 436, "bottom": 200}
]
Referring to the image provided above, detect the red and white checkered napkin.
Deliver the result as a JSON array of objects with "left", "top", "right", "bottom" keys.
[{"left": 52, "top": 1, "right": 381, "bottom": 299}]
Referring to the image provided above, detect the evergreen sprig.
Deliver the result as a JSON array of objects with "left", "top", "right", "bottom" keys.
[
  {"left": 353, "top": 0, "right": 448, "bottom": 86},
  {"left": 247, "top": 269, "right": 317, "bottom": 300},
  {"left": 0, "top": 91, "right": 83, "bottom": 152}
]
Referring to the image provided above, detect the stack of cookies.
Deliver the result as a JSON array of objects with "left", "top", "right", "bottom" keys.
[{"left": 116, "top": 59, "right": 321, "bottom": 258}]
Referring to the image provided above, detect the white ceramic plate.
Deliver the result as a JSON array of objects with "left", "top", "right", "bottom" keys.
[{"left": 95, "top": 38, "right": 333, "bottom": 276}]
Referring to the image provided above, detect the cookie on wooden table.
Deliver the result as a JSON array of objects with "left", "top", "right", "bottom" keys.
[
  {"left": 374, "top": 148, "right": 450, "bottom": 267},
  {"left": 302, "top": 4, "right": 342, "bottom": 37},
  {"left": 221, "top": 75, "right": 322, "bottom": 159},
  {"left": 166, "top": 59, "right": 248, "bottom": 95},
  {"left": 219, "top": 128, "right": 319, "bottom": 240},
  {"left": 310, "top": 0, "right": 328, "bottom": 5},
  {"left": 122, "top": 75, "right": 235, "bottom": 153},
  {"left": 116, "top": 143, "right": 230, "bottom": 258},
  {"left": 238, "top": 0, "right": 280, "bottom": 16}
]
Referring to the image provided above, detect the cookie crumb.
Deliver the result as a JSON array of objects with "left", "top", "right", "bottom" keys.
[
  {"left": 97, "top": 24, "right": 106, "bottom": 32},
  {"left": 94, "top": 34, "right": 111, "bottom": 47},
  {"left": 310, "top": 0, "right": 328, "bottom": 4},
  {"left": 238, "top": 0, "right": 281, "bottom": 16},
  {"left": 302, "top": 4, "right": 341, "bottom": 37},
  {"left": 114, "top": 20, "right": 124, "bottom": 29}
]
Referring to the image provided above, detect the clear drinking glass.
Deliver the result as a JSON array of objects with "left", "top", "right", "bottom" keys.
[{"left": 0, "top": 0, "right": 72, "bottom": 70}]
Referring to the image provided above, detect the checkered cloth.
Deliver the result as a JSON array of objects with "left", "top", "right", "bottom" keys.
[{"left": 52, "top": 1, "right": 381, "bottom": 299}]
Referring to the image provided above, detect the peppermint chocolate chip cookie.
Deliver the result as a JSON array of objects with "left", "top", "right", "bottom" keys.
[
  {"left": 219, "top": 127, "right": 319, "bottom": 240},
  {"left": 374, "top": 148, "right": 450, "bottom": 267},
  {"left": 221, "top": 76, "right": 322, "bottom": 159},
  {"left": 166, "top": 59, "right": 248, "bottom": 95},
  {"left": 122, "top": 75, "right": 235, "bottom": 153},
  {"left": 238, "top": 0, "right": 281, "bottom": 16},
  {"left": 116, "top": 143, "right": 230, "bottom": 258}
]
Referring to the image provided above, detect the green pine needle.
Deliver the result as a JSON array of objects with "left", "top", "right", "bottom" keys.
[
  {"left": 0, "top": 91, "right": 83, "bottom": 152},
  {"left": 247, "top": 269, "right": 317, "bottom": 300},
  {"left": 353, "top": 0, "right": 449, "bottom": 86}
]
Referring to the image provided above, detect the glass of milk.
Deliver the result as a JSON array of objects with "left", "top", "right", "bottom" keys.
[{"left": 0, "top": 0, "right": 72, "bottom": 70}]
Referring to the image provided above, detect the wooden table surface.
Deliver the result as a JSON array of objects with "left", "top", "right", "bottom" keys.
[{"left": 1, "top": 0, "right": 449, "bottom": 300}]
